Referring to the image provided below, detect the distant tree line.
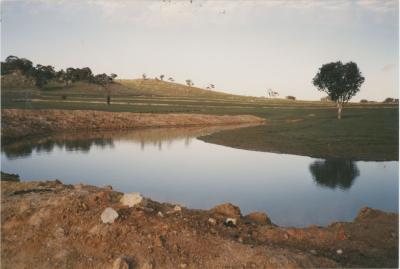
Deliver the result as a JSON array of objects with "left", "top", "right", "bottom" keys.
[{"left": 1, "top": 55, "right": 117, "bottom": 89}]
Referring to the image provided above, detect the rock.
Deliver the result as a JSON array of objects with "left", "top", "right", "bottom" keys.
[
  {"left": 104, "top": 185, "right": 113, "bottom": 190},
  {"left": 154, "top": 235, "right": 164, "bottom": 247},
  {"left": 208, "top": 218, "right": 217, "bottom": 225},
  {"left": 73, "top": 184, "right": 84, "bottom": 191},
  {"left": 283, "top": 233, "right": 289, "bottom": 240},
  {"left": 111, "top": 256, "right": 130, "bottom": 269},
  {"left": 101, "top": 207, "right": 119, "bottom": 224},
  {"left": 245, "top": 212, "right": 272, "bottom": 225},
  {"left": 120, "top": 192, "right": 144, "bottom": 207},
  {"left": 224, "top": 218, "right": 237, "bottom": 227},
  {"left": 79, "top": 202, "right": 89, "bottom": 211},
  {"left": 157, "top": 211, "right": 164, "bottom": 218},
  {"left": 173, "top": 205, "right": 182, "bottom": 212},
  {"left": 336, "top": 249, "right": 343, "bottom": 255},
  {"left": 210, "top": 203, "right": 241, "bottom": 218},
  {"left": 310, "top": 250, "right": 317, "bottom": 255},
  {"left": 142, "top": 207, "right": 154, "bottom": 213},
  {"left": 140, "top": 261, "right": 153, "bottom": 269},
  {"left": 355, "top": 207, "right": 386, "bottom": 222}
]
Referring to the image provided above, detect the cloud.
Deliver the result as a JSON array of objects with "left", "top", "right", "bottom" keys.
[
  {"left": 381, "top": 64, "right": 395, "bottom": 72},
  {"left": 12, "top": 0, "right": 398, "bottom": 26},
  {"left": 355, "top": 0, "right": 397, "bottom": 13}
]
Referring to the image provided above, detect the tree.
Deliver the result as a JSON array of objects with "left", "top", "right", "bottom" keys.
[
  {"left": 286, "top": 96, "right": 296, "bottom": 100},
  {"left": 160, "top": 74, "right": 164, "bottom": 81},
  {"left": 206, "top": 84, "right": 215, "bottom": 89},
  {"left": 110, "top": 73, "right": 117, "bottom": 80},
  {"left": 185, "top": 79, "right": 193, "bottom": 87},
  {"left": 142, "top": 73, "right": 147, "bottom": 80},
  {"left": 313, "top": 61, "right": 365, "bottom": 119},
  {"left": 75, "top": 67, "right": 93, "bottom": 81},
  {"left": 1, "top": 55, "right": 34, "bottom": 76},
  {"left": 32, "top": 64, "right": 56, "bottom": 88},
  {"left": 383, "top": 97, "right": 395, "bottom": 103},
  {"left": 168, "top": 77, "right": 174, "bottom": 82},
  {"left": 93, "top": 73, "right": 116, "bottom": 105},
  {"left": 267, "top": 89, "right": 278, "bottom": 98}
]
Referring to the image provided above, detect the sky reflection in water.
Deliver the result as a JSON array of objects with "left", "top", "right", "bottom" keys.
[{"left": 1, "top": 126, "right": 398, "bottom": 227}]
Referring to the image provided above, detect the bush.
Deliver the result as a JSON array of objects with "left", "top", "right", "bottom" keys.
[{"left": 383, "top": 97, "right": 395, "bottom": 103}]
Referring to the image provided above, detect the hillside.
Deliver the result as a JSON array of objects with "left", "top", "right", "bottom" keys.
[
  {"left": 118, "top": 79, "right": 238, "bottom": 99},
  {"left": 1, "top": 73, "right": 239, "bottom": 99}
]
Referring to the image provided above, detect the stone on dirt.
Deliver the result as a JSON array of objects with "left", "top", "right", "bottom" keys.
[
  {"left": 225, "top": 218, "right": 237, "bottom": 227},
  {"left": 101, "top": 207, "right": 119, "bottom": 224},
  {"left": 245, "top": 212, "right": 272, "bottom": 225},
  {"left": 120, "top": 192, "right": 143, "bottom": 207},
  {"left": 111, "top": 256, "right": 130, "bottom": 269},
  {"left": 211, "top": 203, "right": 241, "bottom": 218},
  {"left": 208, "top": 218, "right": 217, "bottom": 225},
  {"left": 140, "top": 261, "right": 154, "bottom": 269},
  {"left": 157, "top": 211, "right": 164, "bottom": 218}
]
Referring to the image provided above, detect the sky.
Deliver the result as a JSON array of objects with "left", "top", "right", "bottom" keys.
[{"left": 1, "top": 0, "right": 398, "bottom": 101}]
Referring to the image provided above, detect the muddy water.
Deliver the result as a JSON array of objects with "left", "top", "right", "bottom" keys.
[{"left": 1, "top": 126, "right": 398, "bottom": 227}]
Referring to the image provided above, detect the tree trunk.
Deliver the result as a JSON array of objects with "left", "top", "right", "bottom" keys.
[{"left": 337, "top": 101, "right": 343, "bottom": 120}]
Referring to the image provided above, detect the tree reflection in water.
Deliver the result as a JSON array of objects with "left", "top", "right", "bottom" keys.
[
  {"left": 309, "top": 159, "right": 360, "bottom": 190},
  {"left": 2, "top": 124, "right": 257, "bottom": 159},
  {"left": 2, "top": 137, "right": 114, "bottom": 159}
]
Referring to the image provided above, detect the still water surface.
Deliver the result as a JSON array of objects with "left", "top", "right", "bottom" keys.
[{"left": 1, "top": 126, "right": 398, "bottom": 227}]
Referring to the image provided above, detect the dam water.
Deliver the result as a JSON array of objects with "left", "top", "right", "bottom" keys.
[{"left": 1, "top": 126, "right": 398, "bottom": 227}]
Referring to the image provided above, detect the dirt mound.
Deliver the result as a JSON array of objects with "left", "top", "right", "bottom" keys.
[
  {"left": 1, "top": 180, "right": 397, "bottom": 268},
  {"left": 1, "top": 109, "right": 266, "bottom": 141}
]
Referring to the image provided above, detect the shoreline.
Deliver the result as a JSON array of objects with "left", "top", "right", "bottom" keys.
[
  {"left": 1, "top": 108, "right": 266, "bottom": 141},
  {"left": 1, "top": 178, "right": 398, "bottom": 268}
]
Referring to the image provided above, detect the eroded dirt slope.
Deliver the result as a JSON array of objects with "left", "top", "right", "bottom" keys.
[
  {"left": 1, "top": 180, "right": 398, "bottom": 269},
  {"left": 1, "top": 109, "right": 265, "bottom": 141}
]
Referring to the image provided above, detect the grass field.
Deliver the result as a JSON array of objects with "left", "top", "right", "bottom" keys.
[{"left": 1, "top": 76, "right": 398, "bottom": 160}]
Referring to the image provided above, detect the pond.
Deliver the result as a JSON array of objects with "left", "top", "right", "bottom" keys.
[{"left": 1, "top": 126, "right": 398, "bottom": 227}]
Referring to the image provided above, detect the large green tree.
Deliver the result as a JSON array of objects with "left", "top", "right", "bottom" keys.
[{"left": 313, "top": 61, "right": 365, "bottom": 119}]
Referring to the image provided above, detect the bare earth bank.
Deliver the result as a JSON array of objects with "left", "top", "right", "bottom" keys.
[
  {"left": 1, "top": 109, "right": 266, "bottom": 141},
  {"left": 1, "top": 180, "right": 398, "bottom": 269}
]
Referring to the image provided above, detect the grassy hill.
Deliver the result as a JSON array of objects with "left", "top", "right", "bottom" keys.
[
  {"left": 1, "top": 73, "right": 398, "bottom": 160},
  {"left": 1, "top": 73, "right": 237, "bottom": 99},
  {"left": 118, "top": 79, "right": 238, "bottom": 99}
]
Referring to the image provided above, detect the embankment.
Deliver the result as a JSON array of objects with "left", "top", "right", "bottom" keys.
[
  {"left": 1, "top": 109, "right": 265, "bottom": 141},
  {"left": 1, "top": 179, "right": 398, "bottom": 268}
]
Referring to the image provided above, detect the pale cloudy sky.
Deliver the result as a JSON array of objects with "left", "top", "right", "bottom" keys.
[{"left": 1, "top": 0, "right": 398, "bottom": 101}]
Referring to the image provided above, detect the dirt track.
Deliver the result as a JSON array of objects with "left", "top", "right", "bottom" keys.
[
  {"left": 1, "top": 180, "right": 398, "bottom": 268},
  {"left": 1, "top": 109, "right": 265, "bottom": 141}
]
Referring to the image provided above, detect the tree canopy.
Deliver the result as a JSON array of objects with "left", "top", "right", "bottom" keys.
[
  {"left": 313, "top": 61, "right": 365, "bottom": 119},
  {"left": 1, "top": 55, "right": 117, "bottom": 89},
  {"left": 313, "top": 61, "right": 364, "bottom": 103}
]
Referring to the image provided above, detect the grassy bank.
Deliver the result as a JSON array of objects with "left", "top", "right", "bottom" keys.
[
  {"left": 1, "top": 78, "right": 398, "bottom": 161},
  {"left": 200, "top": 107, "right": 398, "bottom": 161}
]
